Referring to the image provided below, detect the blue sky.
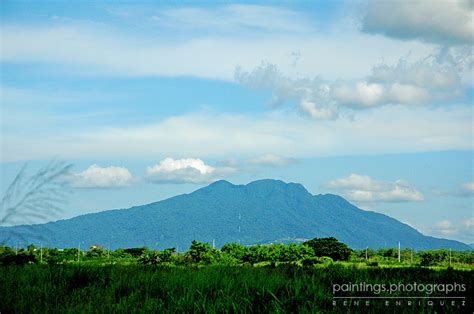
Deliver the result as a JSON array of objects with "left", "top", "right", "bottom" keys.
[{"left": 0, "top": 0, "right": 473, "bottom": 243}]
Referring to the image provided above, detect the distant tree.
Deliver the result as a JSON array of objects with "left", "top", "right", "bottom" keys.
[
  {"left": 221, "top": 242, "right": 247, "bottom": 261},
  {"left": 0, "top": 250, "right": 37, "bottom": 265},
  {"left": 186, "top": 240, "right": 220, "bottom": 264},
  {"left": 303, "top": 237, "right": 352, "bottom": 261},
  {"left": 420, "top": 250, "right": 448, "bottom": 266},
  {"left": 86, "top": 246, "right": 106, "bottom": 258},
  {"left": 159, "top": 248, "right": 176, "bottom": 263},
  {"left": 378, "top": 248, "right": 398, "bottom": 259},
  {"left": 124, "top": 247, "right": 148, "bottom": 257},
  {"left": 242, "top": 245, "right": 262, "bottom": 265},
  {"left": 281, "top": 243, "right": 314, "bottom": 262},
  {"left": 420, "top": 252, "right": 436, "bottom": 266},
  {"left": 138, "top": 250, "right": 162, "bottom": 265},
  {"left": 27, "top": 244, "right": 36, "bottom": 252}
]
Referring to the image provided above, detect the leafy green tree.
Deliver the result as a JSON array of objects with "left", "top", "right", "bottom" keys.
[
  {"left": 86, "top": 248, "right": 106, "bottom": 258},
  {"left": 242, "top": 245, "right": 265, "bottom": 265},
  {"left": 378, "top": 248, "right": 398, "bottom": 259},
  {"left": 186, "top": 240, "right": 221, "bottom": 264},
  {"left": 420, "top": 251, "right": 436, "bottom": 266},
  {"left": 112, "top": 248, "right": 131, "bottom": 258},
  {"left": 420, "top": 250, "right": 448, "bottom": 266},
  {"left": 138, "top": 250, "right": 162, "bottom": 265},
  {"left": 221, "top": 243, "right": 247, "bottom": 261},
  {"left": 159, "top": 248, "right": 176, "bottom": 263},
  {"left": 303, "top": 237, "right": 352, "bottom": 261},
  {"left": 281, "top": 243, "right": 313, "bottom": 262}
]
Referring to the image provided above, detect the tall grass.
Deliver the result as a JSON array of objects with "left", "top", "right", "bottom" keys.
[{"left": 0, "top": 264, "right": 472, "bottom": 313}]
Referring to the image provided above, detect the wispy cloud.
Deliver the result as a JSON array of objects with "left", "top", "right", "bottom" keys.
[
  {"left": 246, "top": 154, "right": 295, "bottom": 167},
  {"left": 322, "top": 174, "right": 424, "bottom": 202},
  {"left": 152, "top": 5, "right": 314, "bottom": 34},
  {"left": 0, "top": 16, "right": 433, "bottom": 81},
  {"left": 2, "top": 105, "right": 472, "bottom": 162}
]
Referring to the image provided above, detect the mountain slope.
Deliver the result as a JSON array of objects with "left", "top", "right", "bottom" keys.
[{"left": 0, "top": 179, "right": 470, "bottom": 250}]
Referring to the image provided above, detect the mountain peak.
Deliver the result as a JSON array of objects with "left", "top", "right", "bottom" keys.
[
  {"left": 245, "top": 179, "right": 310, "bottom": 195},
  {"left": 208, "top": 180, "right": 234, "bottom": 187}
]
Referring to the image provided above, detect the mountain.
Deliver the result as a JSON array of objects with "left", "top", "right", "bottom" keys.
[{"left": 0, "top": 179, "right": 470, "bottom": 250}]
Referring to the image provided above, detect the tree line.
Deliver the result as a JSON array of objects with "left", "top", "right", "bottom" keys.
[{"left": 1, "top": 237, "right": 472, "bottom": 267}]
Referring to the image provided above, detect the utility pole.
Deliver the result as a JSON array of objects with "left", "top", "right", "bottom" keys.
[
  {"left": 40, "top": 244, "right": 43, "bottom": 263},
  {"left": 212, "top": 239, "right": 215, "bottom": 249},
  {"left": 15, "top": 243, "right": 18, "bottom": 255},
  {"left": 398, "top": 242, "right": 401, "bottom": 263},
  {"left": 77, "top": 243, "right": 81, "bottom": 262}
]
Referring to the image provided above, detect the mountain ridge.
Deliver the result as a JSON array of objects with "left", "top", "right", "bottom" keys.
[{"left": 0, "top": 179, "right": 470, "bottom": 250}]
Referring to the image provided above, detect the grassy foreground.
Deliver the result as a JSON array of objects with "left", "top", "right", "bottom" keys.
[{"left": 1, "top": 263, "right": 472, "bottom": 313}]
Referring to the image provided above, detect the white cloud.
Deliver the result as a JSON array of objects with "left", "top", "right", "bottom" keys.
[
  {"left": 362, "top": 0, "right": 474, "bottom": 45},
  {"left": 246, "top": 154, "right": 295, "bottom": 167},
  {"left": 146, "top": 158, "right": 235, "bottom": 184},
  {"left": 235, "top": 46, "right": 471, "bottom": 119},
  {"left": 322, "top": 174, "right": 424, "bottom": 202},
  {"left": 2, "top": 104, "right": 472, "bottom": 162},
  {"left": 69, "top": 164, "right": 133, "bottom": 188}
]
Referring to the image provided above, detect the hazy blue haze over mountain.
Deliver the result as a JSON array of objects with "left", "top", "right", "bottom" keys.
[{"left": 0, "top": 180, "right": 470, "bottom": 250}]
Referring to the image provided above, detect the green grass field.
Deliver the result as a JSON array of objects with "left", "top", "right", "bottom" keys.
[{"left": 1, "top": 263, "right": 472, "bottom": 313}]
